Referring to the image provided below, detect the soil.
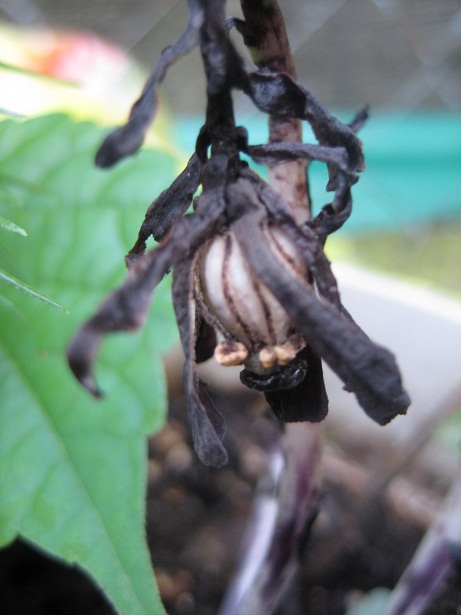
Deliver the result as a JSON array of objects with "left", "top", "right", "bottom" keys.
[{"left": 1, "top": 378, "right": 460, "bottom": 615}]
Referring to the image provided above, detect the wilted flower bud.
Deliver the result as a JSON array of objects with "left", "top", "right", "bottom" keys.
[
  {"left": 67, "top": 0, "right": 410, "bottom": 467},
  {"left": 198, "top": 224, "right": 307, "bottom": 379}
]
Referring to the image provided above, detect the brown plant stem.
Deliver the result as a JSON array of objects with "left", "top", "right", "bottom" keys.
[{"left": 239, "top": 0, "right": 310, "bottom": 222}]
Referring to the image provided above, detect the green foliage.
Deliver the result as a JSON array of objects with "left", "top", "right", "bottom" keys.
[
  {"left": 0, "top": 114, "right": 181, "bottom": 614},
  {"left": 1, "top": 159, "right": 67, "bottom": 307}
]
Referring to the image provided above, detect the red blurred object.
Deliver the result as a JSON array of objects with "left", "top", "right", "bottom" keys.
[{"left": 26, "top": 30, "right": 129, "bottom": 87}]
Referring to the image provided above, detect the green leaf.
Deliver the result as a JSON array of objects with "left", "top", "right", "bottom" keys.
[{"left": 0, "top": 114, "right": 181, "bottom": 614}]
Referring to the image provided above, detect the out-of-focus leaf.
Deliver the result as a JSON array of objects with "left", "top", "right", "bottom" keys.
[{"left": 0, "top": 114, "right": 181, "bottom": 615}]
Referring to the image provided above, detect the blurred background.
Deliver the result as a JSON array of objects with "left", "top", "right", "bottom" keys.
[{"left": 1, "top": 4, "right": 461, "bottom": 614}]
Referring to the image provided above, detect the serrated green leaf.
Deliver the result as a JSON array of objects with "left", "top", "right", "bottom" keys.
[{"left": 0, "top": 114, "right": 181, "bottom": 615}]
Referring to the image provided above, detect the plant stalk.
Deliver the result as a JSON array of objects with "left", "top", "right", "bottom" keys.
[
  {"left": 239, "top": 0, "right": 311, "bottom": 223},
  {"left": 382, "top": 463, "right": 461, "bottom": 615}
]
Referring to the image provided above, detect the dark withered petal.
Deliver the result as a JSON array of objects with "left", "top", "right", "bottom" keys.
[
  {"left": 95, "top": 0, "right": 204, "bottom": 168},
  {"left": 199, "top": 0, "right": 248, "bottom": 96},
  {"left": 204, "top": 12, "right": 364, "bottom": 200},
  {"left": 330, "top": 172, "right": 352, "bottom": 213},
  {"left": 67, "top": 239, "right": 176, "bottom": 397},
  {"left": 194, "top": 314, "right": 217, "bottom": 364},
  {"left": 245, "top": 71, "right": 364, "bottom": 172},
  {"left": 265, "top": 346, "right": 328, "bottom": 423},
  {"left": 245, "top": 168, "right": 343, "bottom": 307},
  {"left": 67, "top": 156, "right": 228, "bottom": 396},
  {"left": 308, "top": 191, "right": 353, "bottom": 240},
  {"left": 172, "top": 256, "right": 228, "bottom": 467},
  {"left": 279, "top": 220, "right": 343, "bottom": 307},
  {"left": 348, "top": 105, "right": 370, "bottom": 134},
  {"left": 234, "top": 211, "right": 410, "bottom": 425},
  {"left": 186, "top": 381, "right": 228, "bottom": 466},
  {"left": 240, "top": 358, "right": 307, "bottom": 392},
  {"left": 126, "top": 153, "right": 201, "bottom": 267},
  {"left": 66, "top": 323, "right": 105, "bottom": 398},
  {"left": 243, "top": 147, "right": 353, "bottom": 241},
  {"left": 247, "top": 142, "right": 349, "bottom": 172}
]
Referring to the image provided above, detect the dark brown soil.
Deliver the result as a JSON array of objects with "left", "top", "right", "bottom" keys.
[{"left": 1, "top": 382, "right": 460, "bottom": 615}]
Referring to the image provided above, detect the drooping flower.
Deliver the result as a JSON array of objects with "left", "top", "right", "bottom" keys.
[{"left": 67, "top": 0, "right": 410, "bottom": 466}]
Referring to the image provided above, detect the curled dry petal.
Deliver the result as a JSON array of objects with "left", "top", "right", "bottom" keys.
[
  {"left": 67, "top": 245, "right": 174, "bottom": 397},
  {"left": 173, "top": 256, "right": 228, "bottom": 467},
  {"left": 264, "top": 345, "right": 328, "bottom": 423},
  {"left": 242, "top": 167, "right": 342, "bottom": 307},
  {"left": 95, "top": 0, "right": 205, "bottom": 168},
  {"left": 245, "top": 72, "right": 365, "bottom": 172},
  {"left": 67, "top": 156, "right": 228, "bottom": 399},
  {"left": 126, "top": 153, "right": 201, "bottom": 267},
  {"left": 233, "top": 210, "right": 410, "bottom": 425},
  {"left": 247, "top": 142, "right": 349, "bottom": 172}
]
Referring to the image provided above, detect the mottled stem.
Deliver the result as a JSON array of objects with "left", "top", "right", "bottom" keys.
[
  {"left": 219, "top": 425, "right": 321, "bottom": 615},
  {"left": 240, "top": 0, "right": 310, "bottom": 222},
  {"left": 382, "top": 465, "right": 461, "bottom": 615}
]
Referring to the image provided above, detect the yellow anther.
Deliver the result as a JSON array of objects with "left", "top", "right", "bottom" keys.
[
  {"left": 214, "top": 341, "right": 248, "bottom": 366},
  {"left": 259, "top": 347, "right": 277, "bottom": 369},
  {"left": 274, "top": 345, "right": 296, "bottom": 365}
]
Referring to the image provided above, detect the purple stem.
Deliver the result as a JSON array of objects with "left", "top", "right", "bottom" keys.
[
  {"left": 219, "top": 424, "right": 322, "bottom": 614},
  {"left": 383, "top": 466, "right": 461, "bottom": 615}
]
